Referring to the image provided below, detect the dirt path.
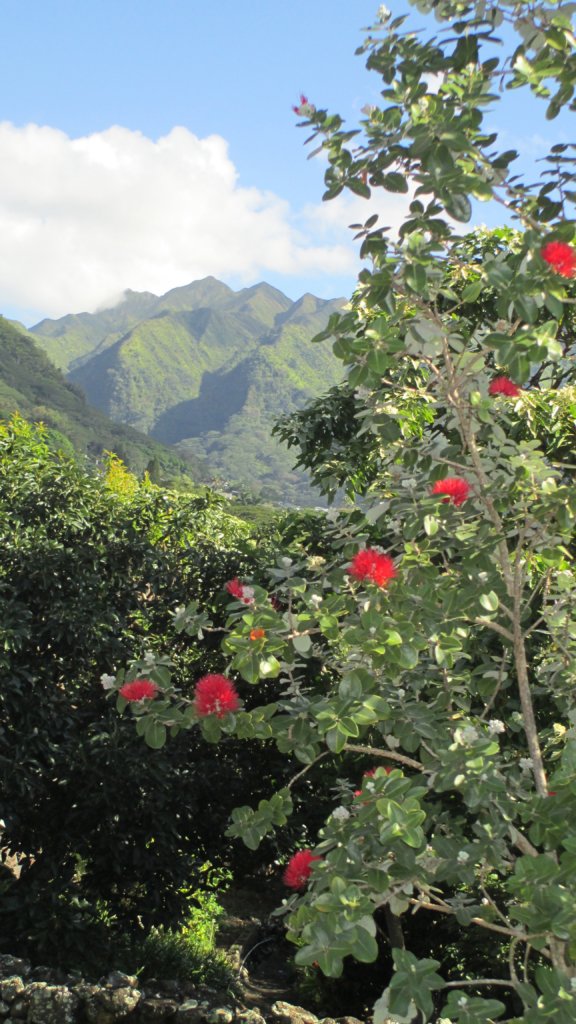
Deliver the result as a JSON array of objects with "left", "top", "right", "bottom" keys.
[{"left": 217, "top": 885, "right": 307, "bottom": 1015}]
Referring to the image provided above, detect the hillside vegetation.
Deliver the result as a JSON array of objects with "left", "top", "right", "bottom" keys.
[
  {"left": 0, "top": 317, "right": 205, "bottom": 480},
  {"left": 31, "top": 278, "right": 346, "bottom": 503}
]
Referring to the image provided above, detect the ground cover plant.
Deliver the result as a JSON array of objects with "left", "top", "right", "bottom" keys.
[{"left": 115, "top": 0, "right": 576, "bottom": 1020}]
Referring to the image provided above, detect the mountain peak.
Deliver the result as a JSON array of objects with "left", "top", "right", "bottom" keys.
[{"left": 157, "top": 277, "right": 235, "bottom": 313}]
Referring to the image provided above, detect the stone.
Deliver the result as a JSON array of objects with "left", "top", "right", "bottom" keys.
[
  {"left": 271, "top": 1003, "right": 319, "bottom": 1024},
  {"left": 0, "top": 959, "right": 29, "bottom": 982},
  {"left": 0, "top": 979, "right": 24, "bottom": 1004},
  {"left": 175, "top": 1000, "right": 204, "bottom": 1024},
  {"left": 138, "top": 997, "right": 178, "bottom": 1022},
  {"left": 204, "top": 1009, "right": 234, "bottom": 1024},
  {"left": 84, "top": 984, "right": 142, "bottom": 1024},
  {"left": 7, "top": 1001, "right": 26, "bottom": 1020},
  {"left": 27, "top": 982, "right": 80, "bottom": 1024},
  {"left": 236, "top": 1011, "right": 266, "bottom": 1024},
  {"left": 106, "top": 972, "right": 140, "bottom": 989}
]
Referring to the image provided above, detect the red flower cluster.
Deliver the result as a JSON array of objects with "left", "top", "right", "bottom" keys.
[
  {"left": 119, "top": 678, "right": 159, "bottom": 702},
  {"left": 488, "top": 376, "right": 521, "bottom": 398},
  {"left": 349, "top": 548, "right": 397, "bottom": 588},
  {"left": 431, "top": 476, "right": 470, "bottom": 507},
  {"left": 283, "top": 849, "right": 321, "bottom": 890},
  {"left": 194, "top": 674, "right": 240, "bottom": 718},
  {"left": 541, "top": 240, "right": 576, "bottom": 278},
  {"left": 225, "top": 578, "right": 254, "bottom": 605},
  {"left": 249, "top": 628, "right": 265, "bottom": 641}
]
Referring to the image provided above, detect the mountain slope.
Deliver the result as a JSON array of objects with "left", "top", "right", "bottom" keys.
[
  {"left": 0, "top": 317, "right": 205, "bottom": 480},
  {"left": 31, "top": 277, "right": 293, "bottom": 372},
  {"left": 30, "top": 279, "right": 346, "bottom": 502}
]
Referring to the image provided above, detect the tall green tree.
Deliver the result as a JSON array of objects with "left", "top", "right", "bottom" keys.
[{"left": 120, "top": 2, "right": 576, "bottom": 1020}]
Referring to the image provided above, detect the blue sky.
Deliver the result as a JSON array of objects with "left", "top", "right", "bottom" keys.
[{"left": 0, "top": 0, "right": 570, "bottom": 324}]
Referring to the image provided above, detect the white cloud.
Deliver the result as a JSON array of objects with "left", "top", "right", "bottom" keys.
[
  {"left": 0, "top": 122, "right": 420, "bottom": 321},
  {"left": 299, "top": 187, "right": 411, "bottom": 239},
  {"left": 0, "top": 122, "right": 367, "bottom": 320}
]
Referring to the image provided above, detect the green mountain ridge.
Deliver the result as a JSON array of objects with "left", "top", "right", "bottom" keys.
[
  {"left": 0, "top": 317, "right": 205, "bottom": 481},
  {"left": 32, "top": 277, "right": 294, "bottom": 371},
  {"left": 30, "top": 278, "right": 346, "bottom": 503}
]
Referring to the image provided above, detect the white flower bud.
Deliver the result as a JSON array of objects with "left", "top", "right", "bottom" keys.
[
  {"left": 332, "top": 806, "right": 350, "bottom": 822},
  {"left": 488, "top": 719, "right": 505, "bottom": 734}
]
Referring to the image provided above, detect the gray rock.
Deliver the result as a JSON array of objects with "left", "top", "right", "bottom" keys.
[
  {"left": 271, "top": 1004, "right": 319, "bottom": 1024},
  {"left": 174, "top": 1000, "right": 203, "bottom": 1024},
  {"left": 204, "top": 1009, "right": 234, "bottom": 1024},
  {"left": 0, "top": 960, "right": 29, "bottom": 982},
  {"left": 7, "top": 1001, "right": 26, "bottom": 1020},
  {"left": 236, "top": 1011, "right": 266, "bottom": 1024},
  {"left": 27, "top": 982, "right": 80, "bottom": 1024},
  {"left": 84, "top": 984, "right": 142, "bottom": 1024},
  {"left": 138, "top": 997, "right": 178, "bottom": 1022},
  {"left": 106, "top": 972, "right": 140, "bottom": 990},
  {"left": 0, "top": 979, "right": 24, "bottom": 1005}
]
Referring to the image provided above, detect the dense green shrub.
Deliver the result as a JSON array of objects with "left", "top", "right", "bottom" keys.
[{"left": 0, "top": 416, "right": 300, "bottom": 968}]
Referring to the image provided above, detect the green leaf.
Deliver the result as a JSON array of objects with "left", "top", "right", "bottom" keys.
[
  {"left": 292, "top": 633, "right": 313, "bottom": 654},
  {"left": 347, "top": 925, "right": 379, "bottom": 963},
  {"left": 443, "top": 192, "right": 472, "bottom": 222},
  {"left": 259, "top": 655, "right": 282, "bottom": 677},
  {"left": 326, "top": 726, "right": 347, "bottom": 753},
  {"left": 461, "top": 280, "right": 483, "bottom": 303},
  {"left": 144, "top": 719, "right": 166, "bottom": 750},
  {"left": 479, "top": 591, "right": 499, "bottom": 612},
  {"left": 423, "top": 514, "right": 439, "bottom": 536},
  {"left": 382, "top": 171, "right": 409, "bottom": 193}
]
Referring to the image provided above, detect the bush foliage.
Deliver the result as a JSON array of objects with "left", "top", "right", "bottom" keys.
[{"left": 0, "top": 416, "right": 306, "bottom": 968}]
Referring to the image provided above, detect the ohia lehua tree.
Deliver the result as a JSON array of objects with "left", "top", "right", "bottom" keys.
[{"left": 113, "top": 1, "right": 576, "bottom": 1021}]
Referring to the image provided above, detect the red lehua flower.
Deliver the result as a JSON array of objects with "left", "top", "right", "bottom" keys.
[
  {"left": 226, "top": 577, "right": 244, "bottom": 599},
  {"left": 541, "top": 240, "right": 576, "bottom": 278},
  {"left": 283, "top": 849, "right": 321, "bottom": 890},
  {"left": 225, "top": 578, "right": 254, "bottom": 605},
  {"left": 489, "top": 376, "right": 521, "bottom": 398},
  {"left": 194, "top": 674, "right": 240, "bottom": 718},
  {"left": 548, "top": 791, "right": 557, "bottom": 797},
  {"left": 119, "top": 678, "right": 159, "bottom": 702},
  {"left": 431, "top": 476, "right": 471, "bottom": 507},
  {"left": 349, "top": 548, "right": 397, "bottom": 588},
  {"left": 249, "top": 628, "right": 265, "bottom": 641}
]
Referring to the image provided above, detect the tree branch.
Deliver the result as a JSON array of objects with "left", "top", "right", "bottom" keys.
[{"left": 343, "top": 743, "right": 424, "bottom": 771}]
